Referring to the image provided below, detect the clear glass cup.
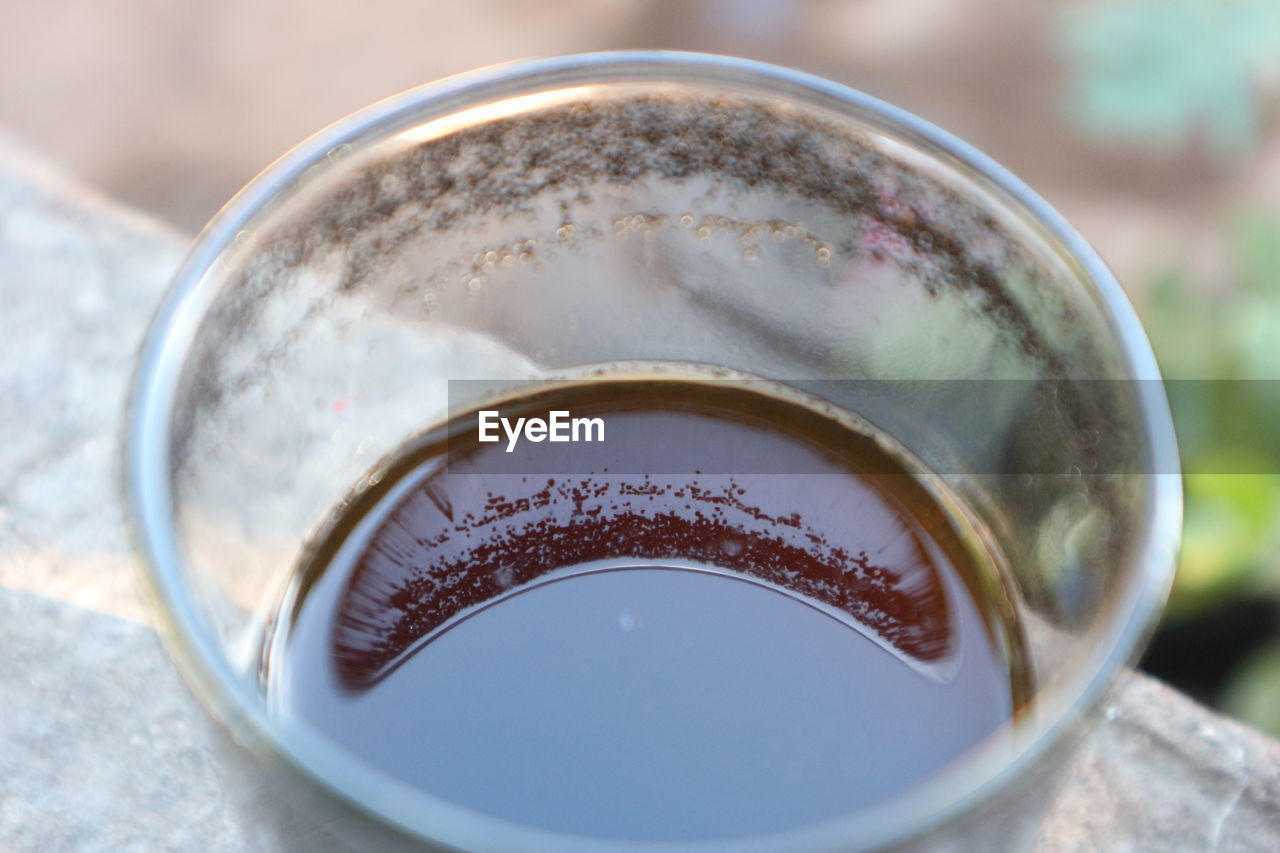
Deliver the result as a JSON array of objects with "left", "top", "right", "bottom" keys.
[{"left": 124, "top": 51, "right": 1181, "bottom": 852}]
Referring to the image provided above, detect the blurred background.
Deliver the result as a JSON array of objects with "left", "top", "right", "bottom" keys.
[{"left": 2, "top": 0, "right": 1277, "bottom": 734}]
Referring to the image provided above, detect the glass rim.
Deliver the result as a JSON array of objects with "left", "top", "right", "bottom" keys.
[{"left": 123, "top": 50, "right": 1182, "bottom": 852}]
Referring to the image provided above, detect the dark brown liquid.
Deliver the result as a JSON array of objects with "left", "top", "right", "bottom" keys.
[{"left": 266, "top": 378, "right": 1027, "bottom": 841}]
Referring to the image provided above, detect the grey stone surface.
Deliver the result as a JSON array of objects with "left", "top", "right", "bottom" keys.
[
  {"left": 0, "top": 134, "right": 184, "bottom": 624},
  {"left": 1, "top": 135, "right": 1278, "bottom": 852},
  {"left": 0, "top": 587, "right": 254, "bottom": 853},
  {"left": 1039, "top": 673, "right": 1280, "bottom": 852}
]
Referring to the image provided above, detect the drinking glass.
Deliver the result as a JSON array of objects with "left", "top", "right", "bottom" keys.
[{"left": 124, "top": 51, "right": 1181, "bottom": 852}]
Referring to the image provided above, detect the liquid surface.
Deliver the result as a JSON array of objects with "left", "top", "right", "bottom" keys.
[{"left": 267, "top": 378, "right": 1026, "bottom": 841}]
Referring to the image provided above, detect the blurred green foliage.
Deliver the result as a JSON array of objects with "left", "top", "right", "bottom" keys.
[
  {"left": 1141, "top": 209, "right": 1280, "bottom": 617},
  {"left": 1223, "top": 638, "right": 1280, "bottom": 736},
  {"left": 1060, "top": 0, "right": 1280, "bottom": 154},
  {"left": 1060, "top": 0, "right": 1280, "bottom": 737},
  {"left": 1139, "top": 210, "right": 1280, "bottom": 736}
]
